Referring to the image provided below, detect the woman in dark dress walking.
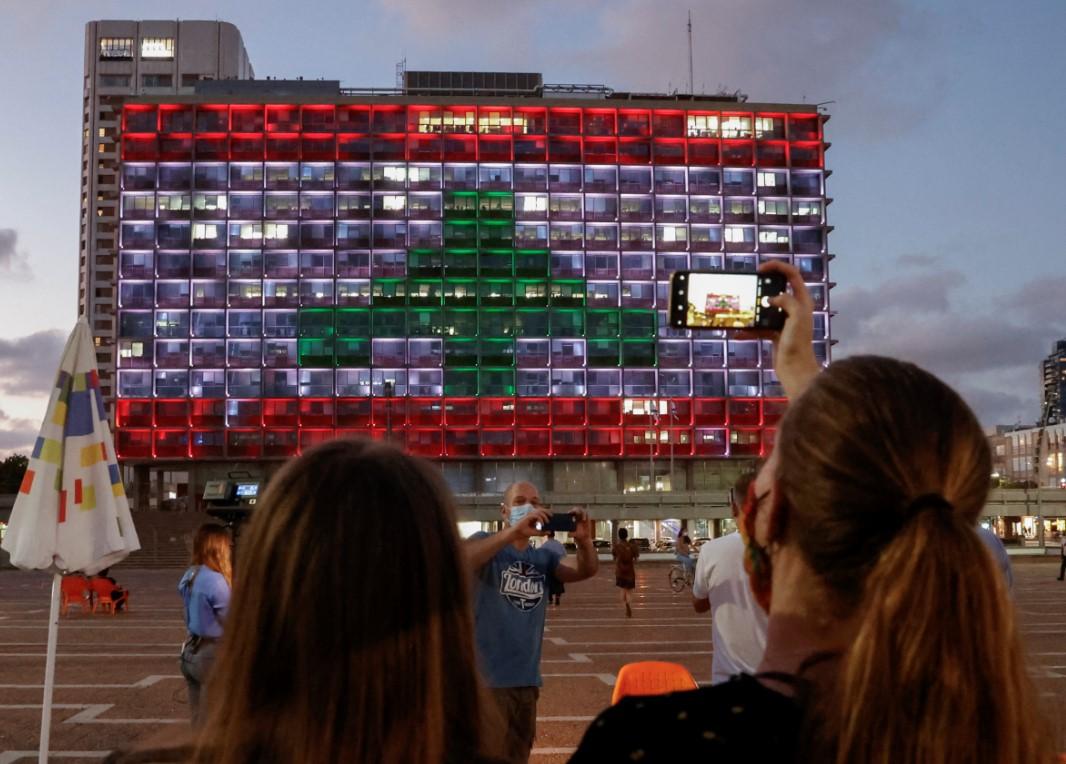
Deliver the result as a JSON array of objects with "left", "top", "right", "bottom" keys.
[{"left": 612, "top": 527, "right": 639, "bottom": 617}]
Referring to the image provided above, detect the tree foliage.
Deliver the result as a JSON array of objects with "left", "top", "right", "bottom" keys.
[{"left": 0, "top": 454, "right": 29, "bottom": 494}]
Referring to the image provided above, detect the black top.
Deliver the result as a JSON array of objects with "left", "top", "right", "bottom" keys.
[{"left": 568, "top": 674, "right": 803, "bottom": 763}]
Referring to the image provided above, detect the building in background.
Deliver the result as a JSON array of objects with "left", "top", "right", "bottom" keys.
[
  {"left": 79, "top": 20, "right": 254, "bottom": 409},
  {"left": 105, "top": 68, "right": 833, "bottom": 530},
  {"left": 990, "top": 423, "right": 1066, "bottom": 489},
  {"left": 986, "top": 424, "right": 1066, "bottom": 544},
  {"left": 1042, "top": 339, "right": 1066, "bottom": 425}
]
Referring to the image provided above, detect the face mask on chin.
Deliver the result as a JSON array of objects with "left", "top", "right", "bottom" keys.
[{"left": 509, "top": 503, "right": 536, "bottom": 526}]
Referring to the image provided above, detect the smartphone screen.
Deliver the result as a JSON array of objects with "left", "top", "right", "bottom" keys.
[
  {"left": 539, "top": 513, "right": 577, "bottom": 533},
  {"left": 669, "top": 271, "right": 786, "bottom": 330}
]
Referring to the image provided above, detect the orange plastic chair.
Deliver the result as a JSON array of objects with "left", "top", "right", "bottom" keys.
[
  {"left": 611, "top": 661, "right": 698, "bottom": 705},
  {"left": 89, "top": 577, "right": 128, "bottom": 615},
  {"left": 59, "top": 575, "right": 91, "bottom": 616}
]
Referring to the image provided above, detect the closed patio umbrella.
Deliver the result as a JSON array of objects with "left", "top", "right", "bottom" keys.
[{"left": 1, "top": 316, "right": 140, "bottom": 763}]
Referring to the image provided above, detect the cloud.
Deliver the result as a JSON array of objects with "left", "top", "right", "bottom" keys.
[
  {"left": 896, "top": 253, "right": 939, "bottom": 268},
  {"left": 0, "top": 228, "right": 32, "bottom": 280},
  {"left": 833, "top": 267, "right": 961, "bottom": 319},
  {"left": 377, "top": 0, "right": 536, "bottom": 35},
  {"left": 370, "top": 0, "right": 947, "bottom": 137},
  {"left": 0, "top": 329, "right": 66, "bottom": 397},
  {"left": 833, "top": 256, "right": 1066, "bottom": 426},
  {"left": 999, "top": 275, "right": 1066, "bottom": 326},
  {"left": 374, "top": 0, "right": 546, "bottom": 61},
  {"left": 0, "top": 408, "right": 36, "bottom": 456},
  {"left": 544, "top": 0, "right": 946, "bottom": 137},
  {"left": 952, "top": 384, "right": 1037, "bottom": 431}
]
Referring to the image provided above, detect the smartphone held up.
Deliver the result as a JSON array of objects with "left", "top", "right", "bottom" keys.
[
  {"left": 669, "top": 271, "right": 787, "bottom": 331},
  {"left": 534, "top": 512, "right": 578, "bottom": 533}
]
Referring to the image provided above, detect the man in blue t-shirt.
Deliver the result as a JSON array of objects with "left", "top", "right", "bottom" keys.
[{"left": 467, "top": 481, "right": 598, "bottom": 764}]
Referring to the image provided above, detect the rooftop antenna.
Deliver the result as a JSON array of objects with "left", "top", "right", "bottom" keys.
[
  {"left": 395, "top": 57, "right": 406, "bottom": 89},
  {"left": 687, "top": 10, "right": 695, "bottom": 94}
]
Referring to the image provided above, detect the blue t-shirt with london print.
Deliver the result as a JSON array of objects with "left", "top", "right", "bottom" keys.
[{"left": 471, "top": 532, "right": 561, "bottom": 688}]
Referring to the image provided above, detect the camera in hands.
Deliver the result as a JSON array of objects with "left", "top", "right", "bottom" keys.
[
  {"left": 669, "top": 271, "right": 787, "bottom": 331},
  {"left": 535, "top": 513, "right": 578, "bottom": 533}
]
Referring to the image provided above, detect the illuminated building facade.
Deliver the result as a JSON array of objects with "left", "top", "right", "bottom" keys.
[
  {"left": 109, "top": 73, "right": 832, "bottom": 502},
  {"left": 80, "top": 20, "right": 254, "bottom": 407}
]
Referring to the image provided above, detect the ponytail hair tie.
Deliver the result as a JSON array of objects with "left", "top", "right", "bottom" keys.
[{"left": 906, "top": 493, "right": 954, "bottom": 518}]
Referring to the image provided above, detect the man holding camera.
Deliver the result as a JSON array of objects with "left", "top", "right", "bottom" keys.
[{"left": 466, "top": 481, "right": 598, "bottom": 764}]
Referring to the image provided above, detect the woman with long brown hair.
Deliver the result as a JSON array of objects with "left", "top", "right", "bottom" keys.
[
  {"left": 187, "top": 439, "right": 501, "bottom": 763},
  {"left": 179, "top": 523, "right": 233, "bottom": 724},
  {"left": 570, "top": 262, "right": 1057, "bottom": 763}
]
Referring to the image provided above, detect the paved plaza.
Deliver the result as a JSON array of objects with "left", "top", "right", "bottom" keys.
[{"left": 0, "top": 558, "right": 1063, "bottom": 763}]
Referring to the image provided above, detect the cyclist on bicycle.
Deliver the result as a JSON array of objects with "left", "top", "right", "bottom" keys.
[{"left": 675, "top": 533, "right": 695, "bottom": 576}]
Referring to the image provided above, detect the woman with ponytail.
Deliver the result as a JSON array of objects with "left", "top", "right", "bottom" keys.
[
  {"left": 106, "top": 441, "right": 504, "bottom": 764},
  {"left": 570, "top": 262, "right": 1056, "bottom": 764}
]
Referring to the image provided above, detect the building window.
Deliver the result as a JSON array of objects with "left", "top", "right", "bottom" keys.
[
  {"left": 517, "top": 194, "right": 547, "bottom": 213},
  {"left": 122, "top": 195, "right": 154, "bottom": 215},
  {"left": 141, "top": 37, "right": 175, "bottom": 59},
  {"left": 158, "top": 194, "right": 191, "bottom": 214},
  {"left": 263, "top": 223, "right": 291, "bottom": 241},
  {"left": 725, "top": 226, "right": 749, "bottom": 243},
  {"left": 381, "top": 194, "right": 406, "bottom": 212},
  {"left": 192, "top": 223, "right": 221, "bottom": 241},
  {"left": 98, "top": 74, "right": 131, "bottom": 87},
  {"left": 415, "top": 111, "right": 443, "bottom": 133},
  {"left": 99, "top": 37, "right": 134, "bottom": 59},
  {"left": 754, "top": 117, "right": 780, "bottom": 138},
  {"left": 757, "top": 171, "right": 784, "bottom": 188},
  {"left": 479, "top": 110, "right": 517, "bottom": 134},
  {"left": 687, "top": 114, "right": 718, "bottom": 137},
  {"left": 382, "top": 165, "right": 407, "bottom": 183},
  {"left": 758, "top": 199, "right": 789, "bottom": 216},
  {"left": 759, "top": 229, "right": 789, "bottom": 245},
  {"left": 142, "top": 74, "right": 173, "bottom": 88},
  {"left": 193, "top": 193, "right": 228, "bottom": 213},
  {"left": 442, "top": 109, "right": 476, "bottom": 133},
  {"left": 721, "top": 116, "right": 752, "bottom": 139},
  {"left": 792, "top": 200, "right": 822, "bottom": 218}
]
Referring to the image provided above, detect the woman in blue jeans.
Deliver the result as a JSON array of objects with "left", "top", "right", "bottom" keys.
[{"left": 178, "top": 523, "right": 232, "bottom": 724}]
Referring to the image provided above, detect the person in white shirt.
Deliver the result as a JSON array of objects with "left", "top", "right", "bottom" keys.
[{"left": 692, "top": 472, "right": 769, "bottom": 684}]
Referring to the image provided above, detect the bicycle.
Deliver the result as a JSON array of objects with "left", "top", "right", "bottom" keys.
[{"left": 668, "top": 560, "right": 695, "bottom": 592}]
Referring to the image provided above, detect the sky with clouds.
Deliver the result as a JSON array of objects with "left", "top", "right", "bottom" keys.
[{"left": 1, "top": 0, "right": 1065, "bottom": 454}]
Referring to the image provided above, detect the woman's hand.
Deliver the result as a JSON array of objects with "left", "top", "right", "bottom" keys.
[{"left": 750, "top": 261, "right": 822, "bottom": 400}]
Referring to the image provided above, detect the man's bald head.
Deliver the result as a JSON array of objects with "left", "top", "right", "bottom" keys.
[{"left": 502, "top": 481, "right": 541, "bottom": 509}]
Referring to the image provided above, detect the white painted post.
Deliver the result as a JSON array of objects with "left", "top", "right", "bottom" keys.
[{"left": 39, "top": 572, "right": 61, "bottom": 764}]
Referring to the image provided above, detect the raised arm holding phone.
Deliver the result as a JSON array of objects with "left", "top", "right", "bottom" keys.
[{"left": 570, "top": 262, "right": 1054, "bottom": 763}]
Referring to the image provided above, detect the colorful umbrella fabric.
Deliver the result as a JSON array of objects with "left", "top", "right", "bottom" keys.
[{"left": 2, "top": 317, "right": 139, "bottom": 573}]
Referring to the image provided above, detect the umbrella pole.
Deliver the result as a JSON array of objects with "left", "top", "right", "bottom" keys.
[{"left": 39, "top": 572, "right": 61, "bottom": 764}]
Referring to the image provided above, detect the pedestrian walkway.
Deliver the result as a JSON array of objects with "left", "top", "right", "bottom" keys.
[{"left": 0, "top": 560, "right": 1063, "bottom": 762}]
